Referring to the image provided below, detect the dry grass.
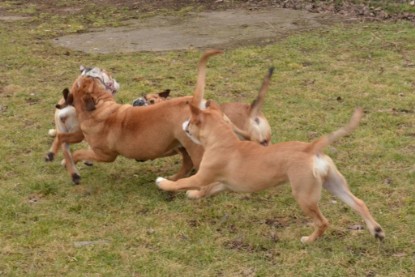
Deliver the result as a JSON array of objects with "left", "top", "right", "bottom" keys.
[{"left": 0, "top": 1, "right": 414, "bottom": 276}]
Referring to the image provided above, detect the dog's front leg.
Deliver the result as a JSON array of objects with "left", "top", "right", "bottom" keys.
[
  {"left": 61, "top": 143, "right": 81, "bottom": 184},
  {"left": 155, "top": 173, "right": 214, "bottom": 192},
  {"left": 168, "top": 147, "right": 194, "bottom": 181},
  {"left": 45, "top": 130, "right": 84, "bottom": 161}
]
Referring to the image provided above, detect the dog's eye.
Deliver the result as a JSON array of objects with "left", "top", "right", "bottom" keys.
[{"left": 149, "top": 99, "right": 155, "bottom": 104}]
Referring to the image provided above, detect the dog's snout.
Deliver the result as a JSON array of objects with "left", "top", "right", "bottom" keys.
[{"left": 132, "top": 98, "right": 147, "bottom": 107}]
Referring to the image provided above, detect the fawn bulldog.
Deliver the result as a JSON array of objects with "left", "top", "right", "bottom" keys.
[
  {"left": 46, "top": 50, "right": 225, "bottom": 183},
  {"left": 156, "top": 102, "right": 385, "bottom": 243},
  {"left": 45, "top": 66, "right": 119, "bottom": 184}
]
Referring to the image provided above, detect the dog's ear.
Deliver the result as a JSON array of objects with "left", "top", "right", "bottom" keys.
[
  {"left": 189, "top": 103, "right": 204, "bottom": 125},
  {"left": 83, "top": 93, "right": 96, "bottom": 111},
  {"left": 55, "top": 88, "right": 70, "bottom": 109},
  {"left": 62, "top": 88, "right": 70, "bottom": 100},
  {"left": 158, "top": 89, "right": 170, "bottom": 98}
]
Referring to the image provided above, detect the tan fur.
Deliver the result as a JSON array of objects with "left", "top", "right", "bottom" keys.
[
  {"left": 46, "top": 50, "right": 223, "bottom": 183},
  {"left": 45, "top": 67, "right": 119, "bottom": 184},
  {"left": 156, "top": 105, "right": 385, "bottom": 243},
  {"left": 141, "top": 67, "right": 273, "bottom": 145}
]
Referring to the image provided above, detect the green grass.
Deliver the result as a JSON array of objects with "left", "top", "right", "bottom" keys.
[{"left": 1, "top": 1, "right": 414, "bottom": 276}]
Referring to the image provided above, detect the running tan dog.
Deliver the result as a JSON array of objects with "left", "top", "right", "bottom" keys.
[
  {"left": 45, "top": 66, "right": 119, "bottom": 184},
  {"left": 156, "top": 103, "right": 385, "bottom": 243}
]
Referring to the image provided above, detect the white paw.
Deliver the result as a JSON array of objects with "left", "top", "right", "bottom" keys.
[
  {"left": 155, "top": 177, "right": 167, "bottom": 187},
  {"left": 48, "top": 129, "right": 57, "bottom": 137},
  {"left": 60, "top": 159, "right": 66, "bottom": 167},
  {"left": 186, "top": 190, "right": 202, "bottom": 199},
  {"left": 300, "top": 236, "right": 310, "bottom": 244}
]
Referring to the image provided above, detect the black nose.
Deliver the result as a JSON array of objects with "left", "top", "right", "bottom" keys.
[{"left": 132, "top": 98, "right": 147, "bottom": 106}]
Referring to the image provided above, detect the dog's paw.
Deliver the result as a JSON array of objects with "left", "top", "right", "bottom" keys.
[
  {"left": 72, "top": 173, "right": 81, "bottom": 185},
  {"left": 45, "top": 152, "right": 54, "bottom": 162},
  {"left": 300, "top": 236, "right": 311, "bottom": 244},
  {"left": 373, "top": 226, "right": 385, "bottom": 241},
  {"left": 155, "top": 177, "right": 167, "bottom": 188},
  {"left": 48, "top": 129, "right": 57, "bottom": 137},
  {"left": 186, "top": 190, "right": 203, "bottom": 199}
]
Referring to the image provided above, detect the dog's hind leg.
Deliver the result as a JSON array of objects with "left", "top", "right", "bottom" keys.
[
  {"left": 323, "top": 165, "right": 385, "bottom": 241},
  {"left": 168, "top": 147, "right": 194, "bottom": 181},
  {"left": 289, "top": 170, "right": 329, "bottom": 243},
  {"left": 61, "top": 143, "right": 81, "bottom": 184}
]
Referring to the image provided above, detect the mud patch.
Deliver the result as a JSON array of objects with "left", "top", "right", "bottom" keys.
[{"left": 53, "top": 7, "right": 342, "bottom": 53}]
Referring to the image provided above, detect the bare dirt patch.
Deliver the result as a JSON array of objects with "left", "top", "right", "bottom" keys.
[{"left": 53, "top": 7, "right": 342, "bottom": 53}]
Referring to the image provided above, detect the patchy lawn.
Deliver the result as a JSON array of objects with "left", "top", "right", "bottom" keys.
[{"left": 0, "top": 1, "right": 414, "bottom": 276}]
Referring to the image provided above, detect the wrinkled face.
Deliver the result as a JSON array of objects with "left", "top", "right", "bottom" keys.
[
  {"left": 249, "top": 116, "right": 272, "bottom": 146},
  {"left": 80, "top": 65, "right": 120, "bottom": 95}
]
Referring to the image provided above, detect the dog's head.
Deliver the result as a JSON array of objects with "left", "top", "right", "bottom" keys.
[
  {"left": 80, "top": 65, "right": 120, "bottom": 95},
  {"left": 182, "top": 100, "right": 224, "bottom": 145},
  {"left": 64, "top": 75, "right": 114, "bottom": 112},
  {"left": 55, "top": 66, "right": 119, "bottom": 110},
  {"left": 132, "top": 89, "right": 171, "bottom": 106}
]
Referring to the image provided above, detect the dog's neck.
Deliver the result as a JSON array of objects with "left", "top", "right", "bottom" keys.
[{"left": 199, "top": 114, "right": 240, "bottom": 150}]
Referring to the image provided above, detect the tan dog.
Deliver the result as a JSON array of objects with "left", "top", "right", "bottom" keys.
[
  {"left": 132, "top": 70, "right": 273, "bottom": 145},
  {"left": 47, "top": 50, "right": 274, "bottom": 183},
  {"left": 132, "top": 89, "right": 171, "bottom": 106},
  {"left": 46, "top": 50, "right": 226, "bottom": 183},
  {"left": 156, "top": 103, "right": 385, "bottom": 243},
  {"left": 45, "top": 66, "right": 119, "bottom": 184}
]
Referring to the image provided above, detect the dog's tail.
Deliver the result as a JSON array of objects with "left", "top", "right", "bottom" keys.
[
  {"left": 305, "top": 108, "right": 364, "bottom": 154},
  {"left": 191, "top": 49, "right": 223, "bottom": 109},
  {"left": 250, "top": 67, "right": 274, "bottom": 118}
]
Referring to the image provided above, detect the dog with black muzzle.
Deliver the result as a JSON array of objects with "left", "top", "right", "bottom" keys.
[
  {"left": 45, "top": 66, "right": 119, "bottom": 184},
  {"left": 132, "top": 89, "right": 171, "bottom": 107}
]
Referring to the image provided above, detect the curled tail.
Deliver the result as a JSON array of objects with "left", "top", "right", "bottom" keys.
[
  {"left": 250, "top": 67, "right": 274, "bottom": 118},
  {"left": 191, "top": 49, "right": 223, "bottom": 108},
  {"left": 306, "top": 108, "right": 364, "bottom": 154}
]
